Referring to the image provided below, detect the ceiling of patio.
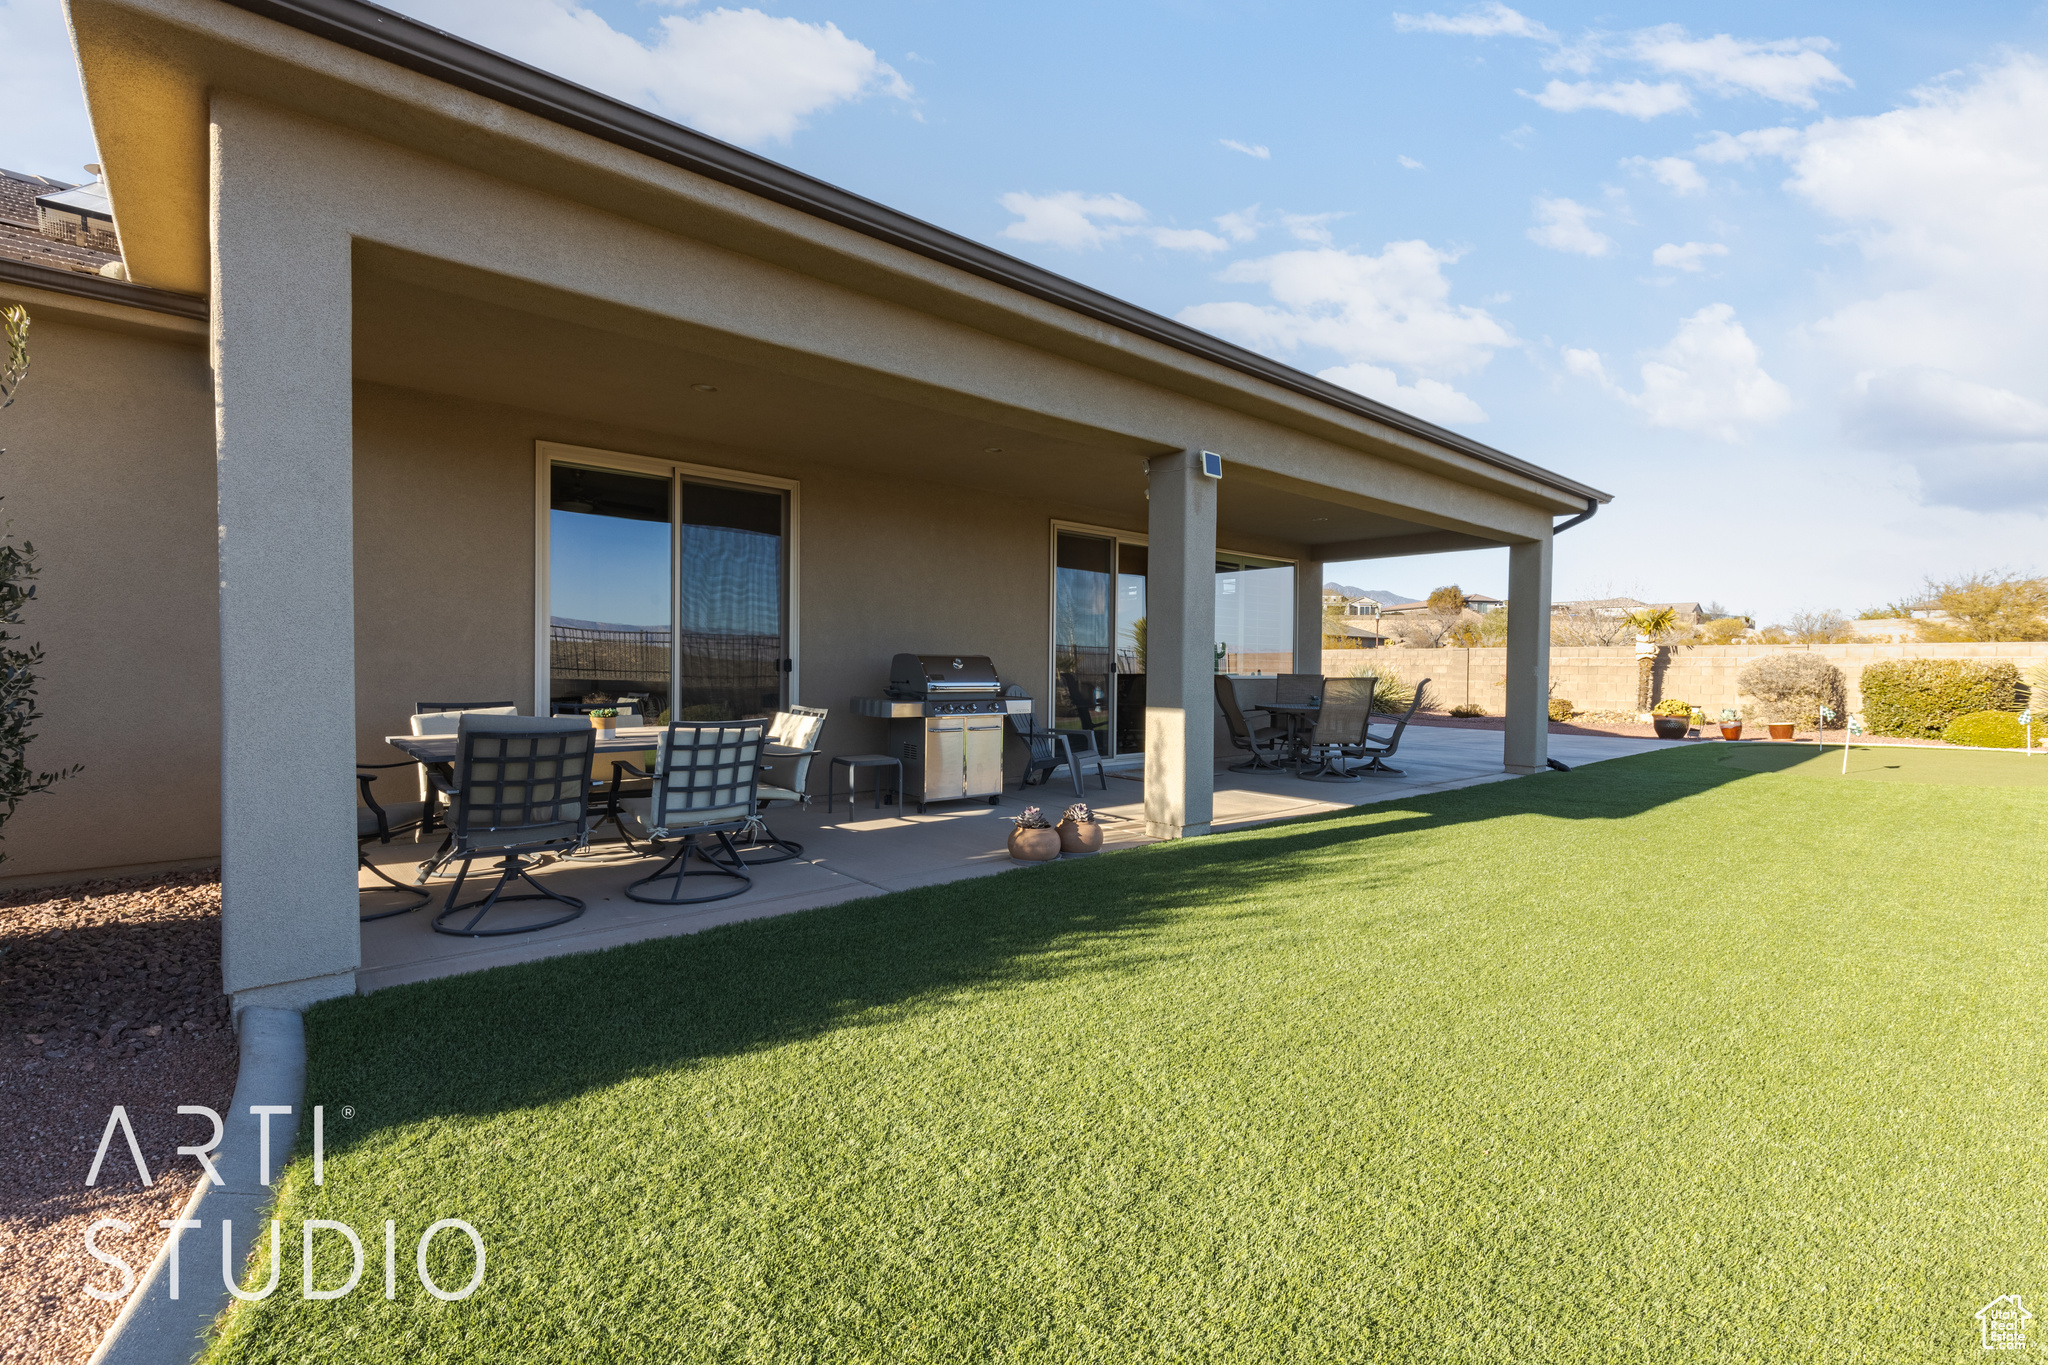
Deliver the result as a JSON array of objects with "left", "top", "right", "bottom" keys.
[{"left": 351, "top": 246, "right": 1493, "bottom": 559}]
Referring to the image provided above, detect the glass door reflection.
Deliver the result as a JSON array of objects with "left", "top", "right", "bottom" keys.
[
  {"left": 1114, "top": 543, "right": 1147, "bottom": 754},
  {"left": 1053, "top": 531, "right": 1113, "bottom": 755},
  {"left": 548, "top": 464, "right": 672, "bottom": 719},
  {"left": 675, "top": 480, "right": 786, "bottom": 721}
]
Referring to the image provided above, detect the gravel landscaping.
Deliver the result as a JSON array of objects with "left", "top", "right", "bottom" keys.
[{"left": 1, "top": 869, "right": 236, "bottom": 1365}]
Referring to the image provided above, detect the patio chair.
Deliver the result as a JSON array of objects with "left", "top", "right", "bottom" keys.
[
  {"left": 355, "top": 761, "right": 429, "bottom": 920},
  {"left": 425, "top": 715, "right": 595, "bottom": 936},
  {"left": 1296, "top": 676, "right": 1376, "bottom": 782},
  {"left": 409, "top": 703, "right": 518, "bottom": 841},
  {"left": 1215, "top": 674, "right": 1286, "bottom": 772},
  {"left": 614, "top": 720, "right": 765, "bottom": 905},
  {"left": 1275, "top": 673, "right": 1324, "bottom": 708},
  {"left": 732, "top": 705, "right": 828, "bottom": 865},
  {"left": 1059, "top": 671, "right": 1111, "bottom": 754},
  {"left": 1010, "top": 708, "right": 1107, "bottom": 795},
  {"left": 1348, "top": 680, "right": 1431, "bottom": 775}
]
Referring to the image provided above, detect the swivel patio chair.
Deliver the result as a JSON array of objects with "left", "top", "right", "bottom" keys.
[
  {"left": 1010, "top": 708, "right": 1107, "bottom": 795},
  {"left": 1274, "top": 673, "right": 1325, "bottom": 708},
  {"left": 614, "top": 720, "right": 765, "bottom": 905},
  {"left": 425, "top": 715, "right": 595, "bottom": 937},
  {"left": 1295, "top": 676, "right": 1376, "bottom": 782},
  {"left": 409, "top": 703, "right": 518, "bottom": 841},
  {"left": 1215, "top": 673, "right": 1287, "bottom": 772},
  {"left": 356, "top": 762, "right": 429, "bottom": 920},
  {"left": 1348, "top": 680, "right": 1431, "bottom": 775},
  {"left": 732, "top": 705, "right": 827, "bottom": 865}
]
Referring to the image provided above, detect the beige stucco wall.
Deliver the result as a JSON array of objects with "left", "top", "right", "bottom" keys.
[
  {"left": 1338, "top": 643, "right": 2048, "bottom": 717},
  {"left": 0, "top": 302, "right": 218, "bottom": 882}
]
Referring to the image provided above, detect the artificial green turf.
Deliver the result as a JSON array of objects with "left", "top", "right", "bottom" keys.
[
  {"left": 1719, "top": 741, "right": 2048, "bottom": 787},
  {"left": 206, "top": 746, "right": 2047, "bottom": 1363}
]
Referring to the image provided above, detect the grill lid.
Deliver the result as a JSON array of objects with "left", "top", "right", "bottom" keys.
[{"left": 888, "top": 652, "right": 1002, "bottom": 697}]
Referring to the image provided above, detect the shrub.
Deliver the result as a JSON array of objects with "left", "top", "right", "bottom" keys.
[
  {"left": 2025, "top": 658, "right": 2048, "bottom": 706},
  {"left": 1547, "top": 698, "right": 1574, "bottom": 722},
  {"left": 1859, "top": 659, "right": 2020, "bottom": 738},
  {"left": 1369, "top": 673, "right": 1418, "bottom": 715},
  {"left": 1448, "top": 703, "right": 1486, "bottom": 718},
  {"left": 1942, "top": 710, "right": 2027, "bottom": 749},
  {"left": 1650, "top": 698, "right": 1692, "bottom": 717},
  {"left": 1736, "top": 653, "right": 1846, "bottom": 729}
]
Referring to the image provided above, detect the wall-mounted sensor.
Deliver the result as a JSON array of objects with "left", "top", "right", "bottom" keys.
[{"left": 1200, "top": 450, "right": 1223, "bottom": 479}]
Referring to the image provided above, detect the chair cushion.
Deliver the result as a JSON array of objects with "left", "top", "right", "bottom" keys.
[
  {"left": 410, "top": 706, "right": 517, "bottom": 737},
  {"left": 618, "top": 796, "right": 750, "bottom": 837}
]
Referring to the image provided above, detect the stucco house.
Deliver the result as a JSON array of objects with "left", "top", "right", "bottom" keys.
[{"left": 0, "top": 0, "right": 1608, "bottom": 1010}]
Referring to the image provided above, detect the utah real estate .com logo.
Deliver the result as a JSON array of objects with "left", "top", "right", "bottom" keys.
[{"left": 1978, "top": 1295, "right": 2032, "bottom": 1351}]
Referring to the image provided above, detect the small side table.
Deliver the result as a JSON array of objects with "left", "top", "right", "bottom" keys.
[{"left": 828, "top": 754, "right": 902, "bottom": 812}]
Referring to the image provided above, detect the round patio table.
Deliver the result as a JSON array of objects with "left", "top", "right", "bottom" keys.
[{"left": 1261, "top": 701, "right": 1321, "bottom": 770}]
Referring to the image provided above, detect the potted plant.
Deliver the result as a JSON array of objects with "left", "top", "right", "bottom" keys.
[
  {"left": 1056, "top": 802, "right": 1102, "bottom": 855},
  {"left": 589, "top": 707, "right": 618, "bottom": 733},
  {"left": 1717, "top": 707, "right": 1742, "bottom": 742},
  {"left": 1008, "top": 806, "right": 1060, "bottom": 863},
  {"left": 1649, "top": 698, "right": 1692, "bottom": 739}
]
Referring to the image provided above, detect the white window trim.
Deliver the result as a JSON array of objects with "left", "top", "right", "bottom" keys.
[{"left": 534, "top": 440, "right": 801, "bottom": 717}]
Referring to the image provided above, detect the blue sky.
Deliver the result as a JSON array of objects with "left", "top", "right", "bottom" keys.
[{"left": 8, "top": 0, "right": 2046, "bottom": 620}]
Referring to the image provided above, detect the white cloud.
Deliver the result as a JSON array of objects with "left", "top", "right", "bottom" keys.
[
  {"left": 1526, "top": 197, "right": 1613, "bottom": 256},
  {"left": 1527, "top": 79, "right": 1693, "bottom": 119},
  {"left": 385, "top": 0, "right": 909, "bottom": 144},
  {"left": 1318, "top": 363, "right": 1489, "bottom": 424},
  {"left": 0, "top": 0, "right": 99, "bottom": 176},
  {"left": 1651, "top": 241, "right": 1729, "bottom": 272},
  {"left": 1398, "top": 155, "right": 1426, "bottom": 170},
  {"left": 1569, "top": 304, "right": 1790, "bottom": 440},
  {"left": 1281, "top": 212, "right": 1346, "bottom": 244},
  {"left": 1622, "top": 154, "right": 1706, "bottom": 194},
  {"left": 1221, "top": 139, "right": 1271, "bottom": 159},
  {"left": 1177, "top": 240, "right": 1514, "bottom": 424},
  {"left": 1692, "top": 126, "right": 1802, "bottom": 162},
  {"left": 1215, "top": 206, "right": 1263, "bottom": 243},
  {"left": 1629, "top": 27, "right": 1850, "bottom": 107},
  {"left": 1844, "top": 368, "right": 2048, "bottom": 510},
  {"left": 997, "top": 191, "right": 1226, "bottom": 253},
  {"left": 1392, "top": 2, "right": 1555, "bottom": 41}
]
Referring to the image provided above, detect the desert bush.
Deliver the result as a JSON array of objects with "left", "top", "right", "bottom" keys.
[
  {"left": 2025, "top": 658, "right": 2048, "bottom": 705},
  {"left": 1942, "top": 710, "right": 2027, "bottom": 749},
  {"left": 1859, "top": 659, "right": 2020, "bottom": 738},
  {"left": 1736, "top": 653, "right": 1846, "bottom": 729},
  {"left": 1448, "top": 703, "right": 1486, "bottom": 718},
  {"left": 1547, "top": 698, "right": 1574, "bottom": 722},
  {"left": 1370, "top": 673, "right": 1419, "bottom": 715}
]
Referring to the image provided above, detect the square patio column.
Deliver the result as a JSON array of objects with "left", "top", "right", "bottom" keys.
[
  {"left": 213, "top": 97, "right": 361, "bottom": 1011},
  {"left": 1502, "top": 533, "right": 1554, "bottom": 774},
  {"left": 1143, "top": 449, "right": 1217, "bottom": 839},
  {"left": 1293, "top": 559, "right": 1323, "bottom": 674}
]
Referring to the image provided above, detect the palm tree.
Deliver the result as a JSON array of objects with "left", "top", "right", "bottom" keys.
[{"left": 1624, "top": 607, "right": 1678, "bottom": 713}]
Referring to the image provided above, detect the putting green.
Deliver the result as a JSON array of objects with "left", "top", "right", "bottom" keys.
[{"left": 1719, "top": 741, "right": 2048, "bottom": 786}]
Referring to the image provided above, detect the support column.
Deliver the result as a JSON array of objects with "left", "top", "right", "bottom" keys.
[
  {"left": 1503, "top": 533, "right": 1554, "bottom": 774},
  {"left": 1143, "top": 450, "right": 1217, "bottom": 839},
  {"left": 1293, "top": 559, "right": 1324, "bottom": 675},
  {"left": 213, "top": 97, "right": 361, "bottom": 1010}
]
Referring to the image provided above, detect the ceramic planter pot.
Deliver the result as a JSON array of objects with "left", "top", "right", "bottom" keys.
[
  {"left": 1651, "top": 716, "right": 1690, "bottom": 739},
  {"left": 1056, "top": 818, "right": 1103, "bottom": 855},
  {"left": 590, "top": 715, "right": 617, "bottom": 733},
  {"left": 1719, "top": 723, "right": 1743, "bottom": 741},
  {"left": 1008, "top": 827, "right": 1061, "bottom": 862},
  {"left": 1768, "top": 723, "right": 1795, "bottom": 741}
]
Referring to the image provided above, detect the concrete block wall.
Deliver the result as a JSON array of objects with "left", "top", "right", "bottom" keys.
[{"left": 1323, "top": 643, "right": 2048, "bottom": 717}]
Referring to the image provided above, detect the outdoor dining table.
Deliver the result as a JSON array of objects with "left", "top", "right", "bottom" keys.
[
  {"left": 383, "top": 727, "right": 809, "bottom": 766},
  {"left": 1260, "top": 701, "right": 1321, "bottom": 770}
]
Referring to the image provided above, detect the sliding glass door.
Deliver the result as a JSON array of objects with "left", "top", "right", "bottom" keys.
[{"left": 547, "top": 454, "right": 790, "bottom": 723}]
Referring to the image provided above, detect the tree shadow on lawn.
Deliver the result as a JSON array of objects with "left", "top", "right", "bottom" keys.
[{"left": 303, "top": 746, "right": 1760, "bottom": 1142}]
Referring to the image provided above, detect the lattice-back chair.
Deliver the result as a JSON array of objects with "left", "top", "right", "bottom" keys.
[
  {"left": 426, "top": 716, "right": 595, "bottom": 936},
  {"left": 734, "top": 705, "right": 828, "bottom": 865},
  {"left": 409, "top": 703, "right": 518, "bottom": 842},
  {"left": 1350, "top": 679, "right": 1431, "bottom": 775},
  {"left": 615, "top": 720, "right": 765, "bottom": 905},
  {"left": 1215, "top": 674, "right": 1285, "bottom": 772},
  {"left": 1298, "top": 676, "right": 1376, "bottom": 782},
  {"left": 356, "top": 762, "right": 429, "bottom": 920}
]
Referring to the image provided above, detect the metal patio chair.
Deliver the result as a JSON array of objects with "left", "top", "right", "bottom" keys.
[
  {"left": 732, "top": 705, "right": 828, "bottom": 865},
  {"left": 1010, "top": 708, "right": 1107, "bottom": 795},
  {"left": 615, "top": 720, "right": 765, "bottom": 905},
  {"left": 425, "top": 715, "right": 595, "bottom": 936},
  {"left": 1296, "top": 676, "right": 1377, "bottom": 782},
  {"left": 356, "top": 761, "right": 430, "bottom": 920},
  {"left": 1215, "top": 674, "right": 1287, "bottom": 772},
  {"left": 1059, "top": 671, "right": 1111, "bottom": 755},
  {"left": 409, "top": 702, "right": 518, "bottom": 841},
  {"left": 1347, "top": 680, "right": 1432, "bottom": 775}
]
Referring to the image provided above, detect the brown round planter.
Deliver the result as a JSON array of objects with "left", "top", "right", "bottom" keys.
[
  {"left": 1768, "top": 723, "right": 1795, "bottom": 741},
  {"left": 1008, "top": 827, "right": 1061, "bottom": 862},
  {"left": 1056, "top": 819, "right": 1103, "bottom": 855},
  {"left": 1719, "top": 723, "right": 1743, "bottom": 741},
  {"left": 1651, "top": 716, "right": 1690, "bottom": 739}
]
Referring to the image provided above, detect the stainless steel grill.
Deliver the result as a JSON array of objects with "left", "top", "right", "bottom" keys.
[{"left": 852, "top": 654, "right": 1029, "bottom": 812}]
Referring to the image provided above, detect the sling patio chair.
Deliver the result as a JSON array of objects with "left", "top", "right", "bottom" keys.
[
  {"left": 424, "top": 715, "right": 595, "bottom": 936},
  {"left": 1215, "top": 673, "right": 1287, "bottom": 772},
  {"left": 732, "top": 705, "right": 828, "bottom": 865},
  {"left": 1347, "top": 680, "right": 1432, "bottom": 775},
  {"left": 613, "top": 720, "right": 765, "bottom": 905},
  {"left": 1295, "top": 676, "right": 1376, "bottom": 782},
  {"left": 355, "top": 761, "right": 430, "bottom": 920}
]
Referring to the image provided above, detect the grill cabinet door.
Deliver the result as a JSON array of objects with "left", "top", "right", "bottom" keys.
[
  {"left": 964, "top": 721, "right": 1004, "bottom": 797},
  {"left": 924, "top": 720, "right": 966, "bottom": 800}
]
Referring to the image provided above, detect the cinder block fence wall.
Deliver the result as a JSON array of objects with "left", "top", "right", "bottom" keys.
[{"left": 1322, "top": 643, "right": 2048, "bottom": 717}]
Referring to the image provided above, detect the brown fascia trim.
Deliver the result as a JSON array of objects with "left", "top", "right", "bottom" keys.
[
  {"left": 210, "top": 0, "right": 1609, "bottom": 507},
  {"left": 0, "top": 256, "right": 209, "bottom": 320}
]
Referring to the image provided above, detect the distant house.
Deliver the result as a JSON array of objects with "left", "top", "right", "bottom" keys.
[
  {"left": 0, "top": 166, "right": 124, "bottom": 278},
  {"left": 1552, "top": 597, "right": 1703, "bottom": 625},
  {"left": 1322, "top": 618, "right": 1386, "bottom": 647}
]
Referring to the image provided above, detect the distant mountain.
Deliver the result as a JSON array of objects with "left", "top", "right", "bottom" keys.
[{"left": 1324, "top": 583, "right": 1418, "bottom": 606}]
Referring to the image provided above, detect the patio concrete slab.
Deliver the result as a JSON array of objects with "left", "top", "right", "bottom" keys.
[{"left": 357, "top": 726, "right": 1686, "bottom": 993}]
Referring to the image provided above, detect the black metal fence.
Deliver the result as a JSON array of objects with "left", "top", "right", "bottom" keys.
[{"left": 549, "top": 623, "right": 780, "bottom": 719}]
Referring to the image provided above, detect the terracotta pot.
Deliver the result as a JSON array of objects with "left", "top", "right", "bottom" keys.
[
  {"left": 1651, "top": 716, "right": 1690, "bottom": 739},
  {"left": 1719, "top": 723, "right": 1743, "bottom": 741},
  {"left": 1056, "top": 818, "right": 1103, "bottom": 855},
  {"left": 1008, "top": 827, "right": 1061, "bottom": 862},
  {"left": 1768, "top": 723, "right": 1795, "bottom": 741}
]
